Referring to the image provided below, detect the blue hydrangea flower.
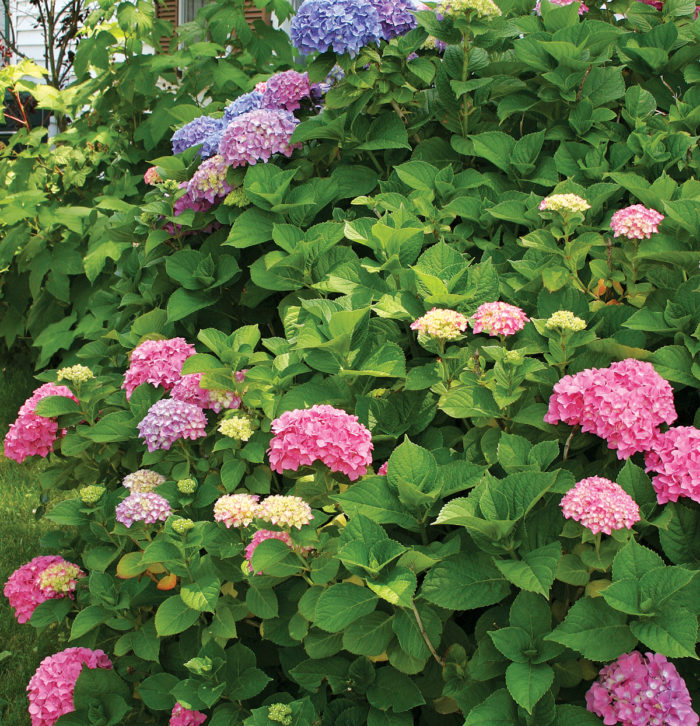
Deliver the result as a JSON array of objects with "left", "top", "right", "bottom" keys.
[
  {"left": 201, "top": 129, "right": 224, "bottom": 158},
  {"left": 369, "top": 0, "right": 419, "bottom": 39},
  {"left": 290, "top": 0, "right": 383, "bottom": 56},
  {"left": 171, "top": 116, "right": 223, "bottom": 155},
  {"left": 223, "top": 91, "right": 264, "bottom": 125}
]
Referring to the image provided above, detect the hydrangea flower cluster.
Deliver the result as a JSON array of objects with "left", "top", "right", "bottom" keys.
[
  {"left": 171, "top": 517, "right": 195, "bottom": 535},
  {"left": 535, "top": 0, "right": 588, "bottom": 14},
  {"left": 171, "top": 372, "right": 240, "bottom": 412},
  {"left": 170, "top": 703, "right": 207, "bottom": 726},
  {"left": 377, "top": 461, "right": 389, "bottom": 476},
  {"left": 115, "top": 491, "right": 172, "bottom": 527},
  {"left": 610, "top": 205, "right": 664, "bottom": 240},
  {"left": 545, "top": 310, "right": 587, "bottom": 332},
  {"left": 411, "top": 308, "right": 469, "bottom": 340},
  {"left": 27, "top": 647, "right": 112, "bottom": 726},
  {"left": 268, "top": 703, "right": 293, "bottom": 725},
  {"left": 214, "top": 493, "right": 260, "bottom": 528},
  {"left": 171, "top": 116, "right": 223, "bottom": 155},
  {"left": 200, "top": 129, "right": 224, "bottom": 159},
  {"left": 268, "top": 404, "right": 374, "bottom": 481},
  {"left": 438, "top": 0, "right": 502, "bottom": 17},
  {"left": 560, "top": 476, "right": 640, "bottom": 535},
  {"left": 177, "top": 478, "right": 197, "bottom": 494},
  {"left": 4, "top": 383, "right": 78, "bottom": 463},
  {"left": 137, "top": 399, "right": 208, "bottom": 452},
  {"left": 122, "top": 337, "right": 196, "bottom": 400},
  {"left": 144, "top": 167, "right": 163, "bottom": 185},
  {"left": 186, "top": 155, "right": 232, "bottom": 204},
  {"left": 586, "top": 651, "right": 698, "bottom": 726},
  {"left": 173, "top": 181, "right": 214, "bottom": 216},
  {"left": 223, "top": 91, "right": 264, "bottom": 124},
  {"left": 245, "top": 529, "right": 294, "bottom": 574},
  {"left": 257, "top": 495, "right": 315, "bottom": 529},
  {"left": 644, "top": 426, "right": 700, "bottom": 504},
  {"left": 290, "top": 0, "right": 382, "bottom": 56},
  {"left": 79, "top": 485, "right": 105, "bottom": 504},
  {"left": 539, "top": 193, "right": 591, "bottom": 213},
  {"left": 471, "top": 301, "right": 529, "bottom": 337},
  {"left": 218, "top": 415, "right": 255, "bottom": 441},
  {"left": 369, "top": 0, "right": 419, "bottom": 39},
  {"left": 544, "top": 359, "right": 677, "bottom": 459},
  {"left": 4, "top": 555, "right": 84, "bottom": 624},
  {"left": 219, "top": 109, "right": 301, "bottom": 168},
  {"left": 122, "top": 469, "right": 166, "bottom": 493},
  {"left": 56, "top": 365, "right": 94, "bottom": 383},
  {"left": 262, "top": 70, "right": 310, "bottom": 112}
]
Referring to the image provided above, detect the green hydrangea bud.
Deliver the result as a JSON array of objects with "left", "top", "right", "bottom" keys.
[
  {"left": 545, "top": 310, "right": 587, "bottom": 332},
  {"left": 268, "top": 703, "right": 293, "bottom": 725},
  {"left": 223, "top": 187, "right": 250, "bottom": 208},
  {"left": 80, "top": 485, "right": 106, "bottom": 504},
  {"left": 177, "top": 478, "right": 197, "bottom": 494},
  {"left": 57, "top": 364, "right": 94, "bottom": 383},
  {"left": 218, "top": 415, "right": 255, "bottom": 441},
  {"left": 171, "top": 517, "right": 195, "bottom": 534},
  {"left": 503, "top": 349, "right": 524, "bottom": 364}
]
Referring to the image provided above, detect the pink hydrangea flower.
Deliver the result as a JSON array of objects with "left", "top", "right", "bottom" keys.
[
  {"left": 471, "top": 301, "right": 529, "bottom": 337},
  {"left": 122, "top": 469, "right": 166, "bottom": 493},
  {"left": 267, "top": 404, "right": 373, "bottom": 481},
  {"left": 245, "top": 529, "right": 294, "bottom": 574},
  {"left": 560, "top": 476, "right": 640, "bottom": 535},
  {"left": 144, "top": 167, "right": 162, "bottom": 185},
  {"left": 115, "top": 491, "right": 172, "bottom": 527},
  {"left": 256, "top": 495, "right": 314, "bottom": 529},
  {"left": 644, "top": 426, "right": 700, "bottom": 504},
  {"left": 186, "top": 155, "right": 232, "bottom": 205},
  {"left": 262, "top": 70, "right": 310, "bottom": 112},
  {"left": 137, "top": 399, "right": 208, "bottom": 452},
  {"left": 171, "top": 373, "right": 241, "bottom": 413},
  {"left": 219, "top": 109, "right": 301, "bottom": 168},
  {"left": 534, "top": 0, "right": 588, "bottom": 14},
  {"left": 610, "top": 205, "right": 664, "bottom": 240},
  {"left": 122, "top": 338, "right": 196, "bottom": 400},
  {"left": 586, "top": 651, "right": 698, "bottom": 726},
  {"left": 544, "top": 359, "right": 677, "bottom": 459},
  {"left": 254, "top": 81, "right": 267, "bottom": 93},
  {"left": 27, "top": 647, "right": 112, "bottom": 726},
  {"left": 3, "top": 383, "right": 78, "bottom": 463},
  {"left": 213, "top": 493, "right": 260, "bottom": 528},
  {"left": 377, "top": 461, "right": 388, "bottom": 476},
  {"left": 410, "top": 308, "right": 469, "bottom": 340},
  {"left": 4, "top": 556, "right": 84, "bottom": 624},
  {"left": 170, "top": 703, "right": 207, "bottom": 726}
]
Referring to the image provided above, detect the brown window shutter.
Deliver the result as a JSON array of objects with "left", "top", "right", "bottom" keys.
[{"left": 243, "top": 0, "right": 271, "bottom": 25}]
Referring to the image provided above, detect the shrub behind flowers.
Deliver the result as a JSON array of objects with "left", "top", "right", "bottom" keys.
[{"left": 1, "top": 0, "right": 700, "bottom": 722}]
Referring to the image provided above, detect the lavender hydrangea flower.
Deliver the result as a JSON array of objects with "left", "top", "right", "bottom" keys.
[
  {"left": 186, "top": 155, "right": 232, "bottom": 204},
  {"left": 137, "top": 399, "right": 207, "bottom": 452},
  {"left": 290, "top": 0, "right": 383, "bottom": 56},
  {"left": 369, "top": 0, "right": 419, "bottom": 39},
  {"left": 223, "top": 91, "right": 264, "bottom": 124},
  {"left": 115, "top": 491, "right": 172, "bottom": 527},
  {"left": 200, "top": 129, "right": 224, "bottom": 158},
  {"left": 262, "top": 71, "right": 310, "bottom": 112},
  {"left": 171, "top": 116, "right": 223, "bottom": 155},
  {"left": 219, "top": 109, "right": 301, "bottom": 168}
]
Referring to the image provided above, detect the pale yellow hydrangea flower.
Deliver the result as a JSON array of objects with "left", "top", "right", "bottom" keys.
[
  {"left": 539, "top": 194, "right": 591, "bottom": 214},
  {"left": 218, "top": 415, "right": 255, "bottom": 441},
  {"left": 439, "top": 0, "right": 502, "bottom": 17},
  {"left": 545, "top": 310, "right": 587, "bottom": 332},
  {"left": 57, "top": 365, "right": 94, "bottom": 383}
]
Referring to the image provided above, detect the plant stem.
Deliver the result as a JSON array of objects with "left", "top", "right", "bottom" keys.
[{"left": 411, "top": 599, "right": 444, "bottom": 666}]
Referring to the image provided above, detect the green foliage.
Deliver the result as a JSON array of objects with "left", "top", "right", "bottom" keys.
[{"left": 1, "top": 0, "right": 700, "bottom": 723}]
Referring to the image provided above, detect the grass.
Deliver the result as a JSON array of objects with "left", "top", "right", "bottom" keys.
[{"left": 0, "top": 354, "right": 61, "bottom": 726}]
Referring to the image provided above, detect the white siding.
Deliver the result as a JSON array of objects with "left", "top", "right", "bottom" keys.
[{"left": 8, "top": 0, "right": 48, "bottom": 68}]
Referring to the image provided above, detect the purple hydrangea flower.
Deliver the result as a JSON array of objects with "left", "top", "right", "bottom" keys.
[
  {"left": 171, "top": 116, "right": 223, "bottom": 155},
  {"left": 262, "top": 70, "right": 311, "bottom": 112},
  {"left": 369, "top": 0, "right": 419, "bottom": 39},
  {"left": 137, "top": 399, "right": 208, "bottom": 452},
  {"left": 173, "top": 182, "right": 214, "bottom": 215},
  {"left": 201, "top": 129, "right": 224, "bottom": 158},
  {"left": 186, "top": 155, "right": 232, "bottom": 204},
  {"left": 290, "top": 0, "right": 383, "bottom": 56},
  {"left": 219, "top": 109, "right": 301, "bottom": 168},
  {"left": 115, "top": 491, "right": 172, "bottom": 527},
  {"left": 223, "top": 91, "right": 264, "bottom": 124}
]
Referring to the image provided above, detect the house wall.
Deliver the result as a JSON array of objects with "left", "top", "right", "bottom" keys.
[{"left": 7, "top": 0, "right": 49, "bottom": 67}]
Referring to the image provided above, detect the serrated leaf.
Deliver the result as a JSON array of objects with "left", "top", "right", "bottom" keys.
[
  {"left": 494, "top": 542, "right": 561, "bottom": 597},
  {"left": 506, "top": 662, "right": 554, "bottom": 714}
]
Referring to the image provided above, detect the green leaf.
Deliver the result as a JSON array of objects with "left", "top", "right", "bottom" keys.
[
  {"left": 33, "top": 395, "right": 80, "bottom": 417},
  {"left": 556, "top": 554, "right": 590, "bottom": 586},
  {"left": 358, "top": 113, "right": 410, "bottom": 151},
  {"left": 394, "top": 161, "right": 438, "bottom": 191},
  {"left": 180, "top": 575, "right": 221, "bottom": 613},
  {"left": 69, "top": 605, "right": 112, "bottom": 640},
  {"left": 630, "top": 607, "right": 699, "bottom": 658},
  {"left": 225, "top": 207, "right": 277, "bottom": 248},
  {"left": 494, "top": 542, "right": 561, "bottom": 597},
  {"left": 439, "top": 383, "right": 500, "bottom": 419},
  {"left": 342, "top": 612, "right": 395, "bottom": 657},
  {"left": 314, "top": 584, "right": 379, "bottom": 632},
  {"left": 167, "top": 288, "right": 213, "bottom": 322},
  {"left": 468, "top": 132, "right": 515, "bottom": 172},
  {"left": 506, "top": 662, "right": 553, "bottom": 714},
  {"left": 387, "top": 438, "right": 438, "bottom": 495},
  {"left": 489, "top": 627, "right": 532, "bottom": 663},
  {"left": 555, "top": 705, "right": 603, "bottom": 725},
  {"left": 334, "top": 477, "right": 420, "bottom": 531},
  {"left": 366, "top": 567, "right": 417, "bottom": 608},
  {"left": 421, "top": 552, "right": 510, "bottom": 610},
  {"left": 45, "top": 499, "right": 86, "bottom": 526},
  {"left": 612, "top": 540, "right": 665, "bottom": 581},
  {"left": 137, "top": 673, "right": 178, "bottom": 710},
  {"left": 29, "top": 598, "right": 73, "bottom": 630},
  {"left": 250, "top": 538, "right": 303, "bottom": 577},
  {"left": 155, "top": 595, "right": 201, "bottom": 636},
  {"left": 546, "top": 598, "right": 636, "bottom": 660},
  {"left": 366, "top": 667, "right": 426, "bottom": 712},
  {"left": 464, "top": 690, "right": 518, "bottom": 726},
  {"left": 392, "top": 604, "right": 442, "bottom": 660}
]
